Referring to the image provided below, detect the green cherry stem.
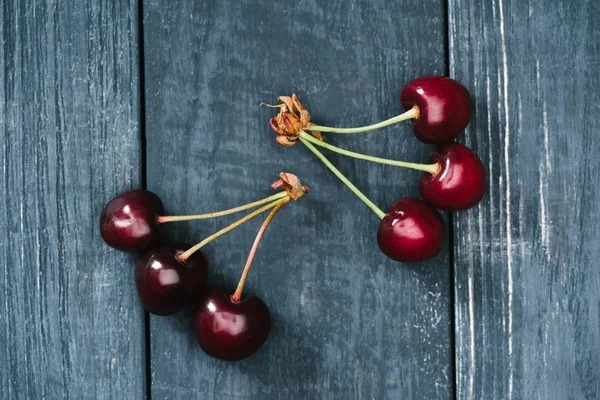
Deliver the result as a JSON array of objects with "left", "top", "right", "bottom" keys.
[
  {"left": 298, "top": 131, "right": 439, "bottom": 175},
  {"left": 308, "top": 105, "right": 419, "bottom": 134},
  {"left": 298, "top": 136, "right": 386, "bottom": 220},
  {"left": 230, "top": 196, "right": 290, "bottom": 303},
  {"left": 176, "top": 197, "right": 288, "bottom": 262},
  {"left": 157, "top": 191, "right": 288, "bottom": 223}
]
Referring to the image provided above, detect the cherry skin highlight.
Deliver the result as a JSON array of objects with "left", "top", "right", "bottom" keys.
[
  {"left": 419, "top": 142, "right": 486, "bottom": 210},
  {"left": 377, "top": 198, "right": 445, "bottom": 262},
  {"left": 194, "top": 287, "right": 271, "bottom": 361},
  {"left": 135, "top": 243, "right": 208, "bottom": 315},
  {"left": 100, "top": 189, "right": 163, "bottom": 252},
  {"left": 401, "top": 76, "right": 472, "bottom": 144}
]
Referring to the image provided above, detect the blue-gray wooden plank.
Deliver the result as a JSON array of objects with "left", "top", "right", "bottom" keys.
[
  {"left": 0, "top": 1, "right": 146, "bottom": 398},
  {"left": 143, "top": 1, "right": 452, "bottom": 399},
  {"left": 449, "top": 0, "right": 600, "bottom": 398}
]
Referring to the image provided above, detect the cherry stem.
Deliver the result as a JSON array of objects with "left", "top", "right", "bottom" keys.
[
  {"left": 298, "top": 136, "right": 386, "bottom": 220},
  {"left": 156, "top": 191, "right": 288, "bottom": 224},
  {"left": 176, "top": 197, "right": 287, "bottom": 262},
  {"left": 230, "top": 197, "right": 289, "bottom": 303},
  {"left": 299, "top": 131, "right": 439, "bottom": 175},
  {"left": 308, "top": 105, "right": 419, "bottom": 134}
]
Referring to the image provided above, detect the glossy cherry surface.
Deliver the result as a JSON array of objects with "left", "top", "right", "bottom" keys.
[
  {"left": 401, "top": 76, "right": 472, "bottom": 144},
  {"left": 419, "top": 142, "right": 486, "bottom": 210},
  {"left": 194, "top": 287, "right": 271, "bottom": 361},
  {"left": 135, "top": 243, "right": 208, "bottom": 315},
  {"left": 100, "top": 189, "right": 163, "bottom": 252},
  {"left": 377, "top": 198, "right": 445, "bottom": 262}
]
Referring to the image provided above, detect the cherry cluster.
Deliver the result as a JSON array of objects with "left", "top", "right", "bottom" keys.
[
  {"left": 99, "top": 76, "right": 485, "bottom": 361},
  {"left": 268, "top": 76, "right": 485, "bottom": 262},
  {"left": 100, "top": 173, "right": 308, "bottom": 361}
]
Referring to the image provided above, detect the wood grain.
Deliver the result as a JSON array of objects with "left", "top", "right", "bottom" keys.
[
  {"left": 0, "top": 0, "right": 145, "bottom": 398},
  {"left": 143, "top": 0, "right": 452, "bottom": 399},
  {"left": 448, "top": 0, "right": 600, "bottom": 398}
]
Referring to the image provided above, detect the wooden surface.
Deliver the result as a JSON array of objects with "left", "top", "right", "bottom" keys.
[
  {"left": 143, "top": 1, "right": 452, "bottom": 399},
  {"left": 449, "top": 0, "right": 600, "bottom": 399},
  {"left": 0, "top": 0, "right": 146, "bottom": 399},
  {"left": 2, "top": 0, "right": 599, "bottom": 399}
]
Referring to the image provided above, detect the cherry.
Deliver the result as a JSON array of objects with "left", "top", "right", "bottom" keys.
[
  {"left": 134, "top": 243, "right": 208, "bottom": 315},
  {"left": 377, "top": 198, "right": 445, "bottom": 262},
  {"left": 294, "top": 139, "right": 445, "bottom": 262},
  {"left": 194, "top": 287, "right": 271, "bottom": 361},
  {"left": 272, "top": 86, "right": 471, "bottom": 144},
  {"left": 100, "top": 189, "right": 163, "bottom": 252},
  {"left": 419, "top": 142, "right": 486, "bottom": 210},
  {"left": 401, "top": 76, "right": 472, "bottom": 144},
  {"left": 100, "top": 185, "right": 293, "bottom": 253},
  {"left": 192, "top": 191, "right": 294, "bottom": 361},
  {"left": 295, "top": 132, "right": 485, "bottom": 211}
]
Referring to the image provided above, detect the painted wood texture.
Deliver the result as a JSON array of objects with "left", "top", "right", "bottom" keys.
[
  {"left": 449, "top": 0, "right": 600, "bottom": 399},
  {"left": 0, "top": 1, "right": 146, "bottom": 398},
  {"left": 143, "top": 1, "right": 452, "bottom": 399},
  {"left": 5, "top": 1, "right": 599, "bottom": 399}
]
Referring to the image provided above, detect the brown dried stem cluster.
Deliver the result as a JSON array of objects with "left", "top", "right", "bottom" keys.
[
  {"left": 267, "top": 94, "right": 323, "bottom": 146},
  {"left": 271, "top": 171, "right": 309, "bottom": 200}
]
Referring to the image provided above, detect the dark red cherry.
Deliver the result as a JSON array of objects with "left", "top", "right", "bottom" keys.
[
  {"left": 419, "top": 142, "right": 486, "bottom": 210},
  {"left": 135, "top": 243, "right": 208, "bottom": 315},
  {"left": 377, "top": 198, "right": 445, "bottom": 262},
  {"left": 100, "top": 189, "right": 163, "bottom": 252},
  {"left": 194, "top": 287, "right": 271, "bottom": 361},
  {"left": 401, "top": 76, "right": 472, "bottom": 144}
]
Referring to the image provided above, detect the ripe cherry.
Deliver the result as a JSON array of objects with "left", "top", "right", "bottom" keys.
[
  {"left": 194, "top": 287, "right": 271, "bottom": 361},
  {"left": 100, "top": 185, "right": 293, "bottom": 253},
  {"left": 377, "top": 198, "right": 445, "bottom": 262},
  {"left": 419, "top": 142, "right": 486, "bottom": 210},
  {"left": 135, "top": 243, "right": 208, "bottom": 315},
  {"left": 401, "top": 76, "right": 472, "bottom": 144},
  {"left": 100, "top": 189, "right": 163, "bottom": 252},
  {"left": 296, "top": 132, "right": 485, "bottom": 211},
  {"left": 294, "top": 139, "right": 447, "bottom": 262},
  {"left": 192, "top": 191, "right": 296, "bottom": 361}
]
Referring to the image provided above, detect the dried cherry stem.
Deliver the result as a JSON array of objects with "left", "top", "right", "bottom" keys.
[
  {"left": 308, "top": 105, "right": 419, "bottom": 134},
  {"left": 298, "top": 136, "right": 386, "bottom": 220},
  {"left": 299, "top": 131, "right": 439, "bottom": 175},
  {"left": 157, "top": 191, "right": 288, "bottom": 224},
  {"left": 230, "top": 197, "right": 290, "bottom": 303},
  {"left": 176, "top": 197, "right": 287, "bottom": 262}
]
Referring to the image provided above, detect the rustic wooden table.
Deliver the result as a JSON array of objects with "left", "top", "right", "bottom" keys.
[{"left": 2, "top": 1, "right": 599, "bottom": 399}]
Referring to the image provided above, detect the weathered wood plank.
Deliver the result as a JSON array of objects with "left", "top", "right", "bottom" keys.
[
  {"left": 449, "top": 0, "right": 600, "bottom": 398},
  {"left": 144, "top": 1, "right": 452, "bottom": 399},
  {"left": 0, "top": 1, "right": 145, "bottom": 398}
]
